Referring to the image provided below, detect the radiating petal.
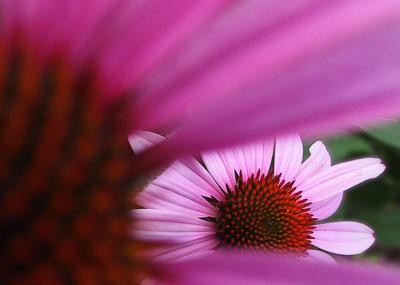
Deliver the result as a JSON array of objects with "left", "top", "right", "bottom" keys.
[
  {"left": 274, "top": 135, "right": 303, "bottom": 182},
  {"left": 306, "top": 250, "right": 336, "bottom": 265},
  {"left": 202, "top": 140, "right": 274, "bottom": 188},
  {"left": 295, "top": 141, "right": 331, "bottom": 187},
  {"left": 201, "top": 150, "right": 235, "bottom": 189},
  {"left": 155, "top": 11, "right": 400, "bottom": 156},
  {"left": 152, "top": 236, "right": 218, "bottom": 262},
  {"left": 312, "top": 222, "right": 374, "bottom": 255},
  {"left": 246, "top": 140, "right": 274, "bottom": 177},
  {"left": 132, "top": 209, "right": 214, "bottom": 243},
  {"left": 136, "top": 157, "right": 221, "bottom": 216},
  {"left": 300, "top": 158, "right": 385, "bottom": 202},
  {"left": 99, "top": 0, "right": 229, "bottom": 94},
  {"left": 136, "top": 1, "right": 400, "bottom": 135},
  {"left": 309, "top": 193, "right": 343, "bottom": 220},
  {"left": 160, "top": 252, "right": 400, "bottom": 285}
]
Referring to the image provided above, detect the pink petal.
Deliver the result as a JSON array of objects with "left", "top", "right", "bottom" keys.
[
  {"left": 301, "top": 158, "right": 385, "bottom": 202},
  {"left": 136, "top": 1, "right": 400, "bottom": 132},
  {"left": 136, "top": 186, "right": 212, "bottom": 217},
  {"left": 274, "top": 135, "right": 303, "bottom": 182},
  {"left": 152, "top": 236, "right": 218, "bottom": 262},
  {"left": 160, "top": 252, "right": 400, "bottom": 285},
  {"left": 129, "top": 131, "right": 165, "bottom": 154},
  {"left": 201, "top": 150, "right": 236, "bottom": 190},
  {"left": 309, "top": 193, "right": 343, "bottom": 220},
  {"left": 132, "top": 209, "right": 214, "bottom": 243},
  {"left": 99, "top": 1, "right": 229, "bottom": 94},
  {"left": 312, "top": 221, "right": 375, "bottom": 255},
  {"left": 139, "top": 0, "right": 319, "bottom": 101},
  {"left": 137, "top": 1, "right": 398, "bottom": 127},
  {"left": 9, "top": 0, "right": 228, "bottom": 96},
  {"left": 152, "top": 10, "right": 400, "bottom": 156},
  {"left": 306, "top": 250, "right": 336, "bottom": 265},
  {"left": 136, "top": 157, "right": 221, "bottom": 217},
  {"left": 294, "top": 141, "right": 331, "bottom": 187},
  {"left": 202, "top": 140, "right": 274, "bottom": 188}
]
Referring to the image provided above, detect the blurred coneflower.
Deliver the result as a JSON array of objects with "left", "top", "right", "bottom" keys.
[{"left": 1, "top": 1, "right": 400, "bottom": 285}]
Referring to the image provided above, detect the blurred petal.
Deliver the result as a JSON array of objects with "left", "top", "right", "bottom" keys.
[
  {"left": 160, "top": 252, "right": 400, "bottom": 285},
  {"left": 137, "top": 1, "right": 400, "bottom": 127},
  {"left": 99, "top": 0, "right": 229, "bottom": 92},
  {"left": 312, "top": 222, "right": 375, "bottom": 255},
  {"left": 156, "top": 9, "right": 400, "bottom": 155}
]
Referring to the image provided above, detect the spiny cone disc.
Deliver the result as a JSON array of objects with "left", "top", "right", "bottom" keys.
[
  {"left": 205, "top": 171, "right": 315, "bottom": 254},
  {"left": 0, "top": 37, "right": 145, "bottom": 285}
]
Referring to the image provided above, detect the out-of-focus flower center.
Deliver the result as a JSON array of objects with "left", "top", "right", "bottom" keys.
[
  {"left": 204, "top": 171, "right": 315, "bottom": 254},
  {"left": 0, "top": 40, "right": 145, "bottom": 284}
]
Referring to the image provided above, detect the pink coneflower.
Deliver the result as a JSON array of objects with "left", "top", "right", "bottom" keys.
[
  {"left": 132, "top": 131, "right": 384, "bottom": 262},
  {"left": 1, "top": 1, "right": 400, "bottom": 285}
]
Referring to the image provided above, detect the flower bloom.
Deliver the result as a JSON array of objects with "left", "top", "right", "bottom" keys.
[
  {"left": 1, "top": 0, "right": 400, "bottom": 284},
  {"left": 132, "top": 131, "right": 384, "bottom": 262}
]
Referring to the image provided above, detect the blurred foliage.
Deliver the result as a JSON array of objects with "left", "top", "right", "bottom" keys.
[{"left": 310, "top": 122, "right": 400, "bottom": 263}]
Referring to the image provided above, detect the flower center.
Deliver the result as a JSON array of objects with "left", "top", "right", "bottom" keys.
[
  {"left": 204, "top": 170, "right": 315, "bottom": 254},
  {"left": 0, "top": 39, "right": 145, "bottom": 284}
]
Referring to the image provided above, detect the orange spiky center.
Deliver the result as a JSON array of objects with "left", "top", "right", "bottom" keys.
[
  {"left": 0, "top": 38, "right": 147, "bottom": 284},
  {"left": 204, "top": 170, "right": 316, "bottom": 254}
]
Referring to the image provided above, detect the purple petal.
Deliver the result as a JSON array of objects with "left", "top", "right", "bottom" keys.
[
  {"left": 160, "top": 252, "right": 400, "bottom": 285},
  {"left": 153, "top": 5, "right": 400, "bottom": 155},
  {"left": 99, "top": 0, "right": 229, "bottom": 93}
]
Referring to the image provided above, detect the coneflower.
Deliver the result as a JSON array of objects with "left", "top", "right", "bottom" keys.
[
  {"left": 1, "top": 1, "right": 400, "bottom": 285},
  {"left": 132, "top": 132, "right": 382, "bottom": 262}
]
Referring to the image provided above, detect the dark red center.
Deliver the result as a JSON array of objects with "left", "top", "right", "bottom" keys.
[
  {"left": 0, "top": 38, "right": 145, "bottom": 284},
  {"left": 204, "top": 170, "right": 316, "bottom": 254}
]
